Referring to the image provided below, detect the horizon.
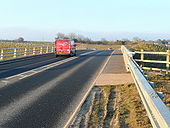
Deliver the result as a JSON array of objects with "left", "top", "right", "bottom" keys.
[{"left": 0, "top": 0, "right": 170, "bottom": 41}]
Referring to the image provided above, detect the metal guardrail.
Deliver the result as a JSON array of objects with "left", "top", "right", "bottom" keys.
[
  {"left": 135, "top": 50, "right": 170, "bottom": 73},
  {"left": 0, "top": 46, "right": 54, "bottom": 61},
  {"left": 121, "top": 45, "right": 170, "bottom": 128}
]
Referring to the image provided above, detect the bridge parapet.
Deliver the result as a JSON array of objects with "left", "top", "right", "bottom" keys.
[{"left": 121, "top": 45, "right": 170, "bottom": 128}]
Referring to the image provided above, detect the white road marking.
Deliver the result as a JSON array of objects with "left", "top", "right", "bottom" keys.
[
  {"left": 0, "top": 51, "right": 97, "bottom": 88},
  {"left": 63, "top": 50, "right": 115, "bottom": 128},
  {"left": 0, "top": 54, "right": 96, "bottom": 125}
]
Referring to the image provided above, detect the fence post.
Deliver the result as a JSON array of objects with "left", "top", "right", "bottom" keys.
[
  {"left": 14, "top": 48, "right": 17, "bottom": 58},
  {"left": 51, "top": 46, "right": 54, "bottom": 53},
  {"left": 40, "top": 47, "right": 43, "bottom": 54},
  {"left": 166, "top": 50, "right": 170, "bottom": 74},
  {"left": 1, "top": 49, "right": 3, "bottom": 60},
  {"left": 46, "top": 47, "right": 48, "bottom": 53},
  {"left": 140, "top": 49, "right": 144, "bottom": 67},
  {"left": 24, "top": 48, "right": 27, "bottom": 56},
  {"left": 33, "top": 47, "right": 35, "bottom": 55}
]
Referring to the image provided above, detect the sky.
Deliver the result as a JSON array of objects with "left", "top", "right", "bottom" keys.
[{"left": 0, "top": 0, "right": 170, "bottom": 41}]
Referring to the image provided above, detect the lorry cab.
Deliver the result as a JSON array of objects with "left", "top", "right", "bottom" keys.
[{"left": 54, "top": 39, "right": 76, "bottom": 57}]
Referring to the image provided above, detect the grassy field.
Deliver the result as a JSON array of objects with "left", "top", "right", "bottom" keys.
[
  {"left": 127, "top": 43, "right": 169, "bottom": 70},
  {"left": 0, "top": 42, "right": 54, "bottom": 60},
  {"left": 76, "top": 43, "right": 121, "bottom": 50},
  {"left": 0, "top": 41, "right": 120, "bottom": 60},
  {"left": 127, "top": 43, "right": 167, "bottom": 52},
  {"left": 0, "top": 41, "right": 120, "bottom": 50},
  {"left": 0, "top": 42, "right": 53, "bottom": 49}
]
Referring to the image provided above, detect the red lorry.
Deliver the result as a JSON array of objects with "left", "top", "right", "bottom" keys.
[{"left": 54, "top": 39, "right": 76, "bottom": 57}]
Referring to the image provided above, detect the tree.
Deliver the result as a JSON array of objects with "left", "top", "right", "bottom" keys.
[
  {"left": 122, "top": 38, "right": 129, "bottom": 42},
  {"left": 15, "top": 37, "right": 24, "bottom": 42},
  {"left": 56, "top": 32, "right": 65, "bottom": 39},
  {"left": 156, "top": 39, "right": 162, "bottom": 43},
  {"left": 101, "top": 38, "right": 107, "bottom": 42},
  {"left": 161, "top": 39, "right": 168, "bottom": 45},
  {"left": 67, "top": 33, "right": 76, "bottom": 40},
  {"left": 76, "top": 34, "right": 85, "bottom": 42},
  {"left": 133, "top": 37, "right": 141, "bottom": 42}
]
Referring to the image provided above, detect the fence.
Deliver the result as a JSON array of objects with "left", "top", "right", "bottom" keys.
[
  {"left": 0, "top": 46, "right": 54, "bottom": 61},
  {"left": 121, "top": 45, "right": 170, "bottom": 128},
  {"left": 134, "top": 50, "right": 170, "bottom": 73}
]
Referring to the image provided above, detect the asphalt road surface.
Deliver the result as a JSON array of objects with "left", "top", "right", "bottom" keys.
[
  {"left": 0, "top": 50, "right": 87, "bottom": 79},
  {"left": 0, "top": 50, "right": 112, "bottom": 128}
]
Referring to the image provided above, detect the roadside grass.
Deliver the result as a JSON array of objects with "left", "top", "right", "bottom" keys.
[
  {"left": 146, "top": 73, "right": 170, "bottom": 109},
  {"left": 69, "top": 84, "right": 151, "bottom": 128},
  {"left": 127, "top": 43, "right": 170, "bottom": 108},
  {"left": 116, "top": 84, "right": 152, "bottom": 128}
]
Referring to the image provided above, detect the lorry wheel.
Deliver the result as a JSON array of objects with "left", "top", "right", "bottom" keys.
[{"left": 55, "top": 54, "right": 59, "bottom": 57}]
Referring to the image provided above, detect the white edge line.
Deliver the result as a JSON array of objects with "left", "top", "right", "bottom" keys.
[
  {"left": 63, "top": 50, "right": 115, "bottom": 128},
  {"left": 1, "top": 51, "right": 96, "bottom": 84}
]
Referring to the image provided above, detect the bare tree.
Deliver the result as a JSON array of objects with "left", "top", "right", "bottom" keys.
[
  {"left": 15, "top": 37, "right": 24, "bottom": 42},
  {"left": 84, "top": 37, "right": 91, "bottom": 42},
  {"left": 67, "top": 33, "right": 76, "bottom": 40},
  {"left": 56, "top": 32, "right": 65, "bottom": 39},
  {"left": 101, "top": 38, "right": 107, "bottom": 42},
  {"left": 122, "top": 38, "right": 129, "bottom": 42},
  {"left": 133, "top": 37, "right": 141, "bottom": 41},
  {"left": 76, "top": 34, "right": 85, "bottom": 41}
]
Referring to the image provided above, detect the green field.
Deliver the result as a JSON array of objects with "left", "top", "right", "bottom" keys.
[
  {"left": 0, "top": 42, "right": 53, "bottom": 49},
  {"left": 76, "top": 43, "right": 121, "bottom": 50}
]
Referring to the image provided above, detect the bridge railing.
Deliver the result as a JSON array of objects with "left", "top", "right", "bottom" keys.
[
  {"left": 135, "top": 50, "right": 170, "bottom": 74},
  {"left": 0, "top": 46, "right": 54, "bottom": 61},
  {"left": 121, "top": 45, "right": 170, "bottom": 128}
]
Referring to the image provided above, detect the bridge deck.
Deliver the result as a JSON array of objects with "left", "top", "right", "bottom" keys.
[{"left": 96, "top": 50, "right": 134, "bottom": 85}]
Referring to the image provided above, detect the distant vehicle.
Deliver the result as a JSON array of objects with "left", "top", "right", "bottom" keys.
[
  {"left": 108, "top": 48, "right": 112, "bottom": 50},
  {"left": 54, "top": 39, "right": 76, "bottom": 57}
]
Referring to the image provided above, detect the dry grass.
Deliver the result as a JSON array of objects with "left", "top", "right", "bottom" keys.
[
  {"left": 127, "top": 43, "right": 167, "bottom": 52},
  {"left": 76, "top": 43, "right": 120, "bottom": 50},
  {"left": 146, "top": 73, "right": 170, "bottom": 109},
  {"left": 0, "top": 42, "right": 53, "bottom": 49},
  {"left": 116, "top": 84, "right": 152, "bottom": 128},
  {"left": 0, "top": 42, "right": 53, "bottom": 60},
  {"left": 69, "top": 84, "right": 151, "bottom": 128}
]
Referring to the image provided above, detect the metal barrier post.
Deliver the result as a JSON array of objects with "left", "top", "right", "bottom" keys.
[
  {"left": 0, "top": 49, "right": 3, "bottom": 60},
  {"left": 166, "top": 50, "right": 170, "bottom": 74},
  {"left": 46, "top": 47, "right": 48, "bottom": 53},
  {"left": 33, "top": 47, "right": 35, "bottom": 55},
  {"left": 51, "top": 46, "right": 54, "bottom": 53},
  {"left": 24, "top": 48, "right": 27, "bottom": 56},
  {"left": 40, "top": 47, "right": 43, "bottom": 54},
  {"left": 140, "top": 49, "right": 144, "bottom": 67},
  {"left": 14, "top": 48, "right": 17, "bottom": 58}
]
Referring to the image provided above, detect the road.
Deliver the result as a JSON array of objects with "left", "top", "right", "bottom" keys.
[
  {"left": 0, "top": 50, "right": 112, "bottom": 128},
  {"left": 0, "top": 50, "right": 87, "bottom": 79}
]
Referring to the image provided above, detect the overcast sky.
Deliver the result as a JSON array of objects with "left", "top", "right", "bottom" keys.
[{"left": 0, "top": 0, "right": 170, "bottom": 41}]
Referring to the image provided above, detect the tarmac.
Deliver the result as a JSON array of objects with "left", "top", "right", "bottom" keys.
[{"left": 96, "top": 49, "right": 134, "bottom": 85}]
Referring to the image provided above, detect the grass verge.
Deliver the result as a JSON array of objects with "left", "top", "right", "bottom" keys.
[{"left": 69, "top": 84, "right": 151, "bottom": 128}]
